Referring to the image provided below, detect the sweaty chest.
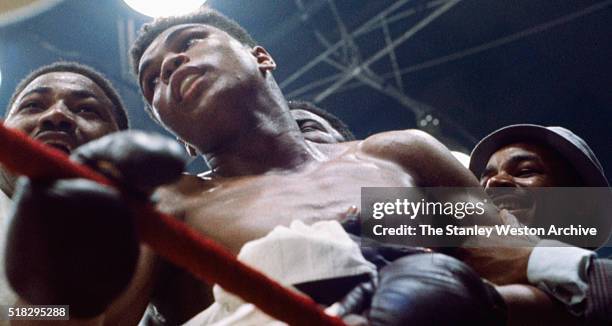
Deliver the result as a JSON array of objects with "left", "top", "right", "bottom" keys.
[{"left": 181, "top": 160, "right": 413, "bottom": 230}]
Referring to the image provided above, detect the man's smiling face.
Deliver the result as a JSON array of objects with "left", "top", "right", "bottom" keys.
[
  {"left": 5, "top": 72, "right": 119, "bottom": 154},
  {"left": 480, "top": 142, "right": 577, "bottom": 225}
]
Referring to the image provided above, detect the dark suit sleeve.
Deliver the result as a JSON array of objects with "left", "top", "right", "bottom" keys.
[{"left": 585, "top": 258, "right": 612, "bottom": 324}]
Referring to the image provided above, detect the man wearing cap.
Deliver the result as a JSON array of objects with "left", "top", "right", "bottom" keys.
[{"left": 469, "top": 124, "right": 612, "bottom": 324}]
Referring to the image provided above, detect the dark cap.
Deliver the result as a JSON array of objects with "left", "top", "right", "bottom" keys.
[
  {"left": 470, "top": 124, "right": 611, "bottom": 248},
  {"left": 469, "top": 124, "right": 609, "bottom": 187}
]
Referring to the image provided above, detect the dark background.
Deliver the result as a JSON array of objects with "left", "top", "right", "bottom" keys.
[{"left": 0, "top": 0, "right": 610, "bottom": 178}]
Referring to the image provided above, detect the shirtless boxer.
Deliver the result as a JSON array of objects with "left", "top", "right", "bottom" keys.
[
  {"left": 6, "top": 9, "right": 507, "bottom": 325},
  {"left": 128, "top": 6, "right": 496, "bottom": 249},
  {"left": 131, "top": 8, "right": 507, "bottom": 324}
]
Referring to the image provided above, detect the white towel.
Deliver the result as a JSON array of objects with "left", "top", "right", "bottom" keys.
[{"left": 184, "top": 220, "right": 376, "bottom": 325}]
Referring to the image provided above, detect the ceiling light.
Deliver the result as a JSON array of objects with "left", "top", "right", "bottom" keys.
[{"left": 123, "top": 0, "right": 207, "bottom": 18}]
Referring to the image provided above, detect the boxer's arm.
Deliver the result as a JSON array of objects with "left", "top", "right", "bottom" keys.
[
  {"left": 362, "top": 129, "right": 503, "bottom": 226},
  {"left": 362, "top": 129, "right": 482, "bottom": 188},
  {"left": 496, "top": 284, "right": 581, "bottom": 326},
  {"left": 362, "top": 130, "right": 539, "bottom": 280}
]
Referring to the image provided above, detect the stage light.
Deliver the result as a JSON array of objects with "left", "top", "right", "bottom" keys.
[{"left": 123, "top": 0, "right": 207, "bottom": 18}]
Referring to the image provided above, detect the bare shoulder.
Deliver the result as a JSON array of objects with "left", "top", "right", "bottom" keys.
[
  {"left": 306, "top": 132, "right": 429, "bottom": 160},
  {"left": 360, "top": 129, "right": 447, "bottom": 163},
  {"left": 359, "top": 129, "right": 478, "bottom": 186}
]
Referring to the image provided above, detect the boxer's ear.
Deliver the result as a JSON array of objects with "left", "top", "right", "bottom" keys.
[
  {"left": 177, "top": 138, "right": 198, "bottom": 157},
  {"left": 251, "top": 46, "right": 276, "bottom": 73}
]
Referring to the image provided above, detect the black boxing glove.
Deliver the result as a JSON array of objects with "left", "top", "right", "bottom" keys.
[
  {"left": 5, "top": 131, "right": 186, "bottom": 318},
  {"left": 336, "top": 253, "right": 507, "bottom": 325},
  {"left": 5, "top": 178, "right": 138, "bottom": 318},
  {"left": 71, "top": 130, "right": 186, "bottom": 196}
]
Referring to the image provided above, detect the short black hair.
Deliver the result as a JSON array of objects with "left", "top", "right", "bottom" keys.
[
  {"left": 130, "top": 7, "right": 257, "bottom": 76},
  {"left": 288, "top": 100, "right": 355, "bottom": 141},
  {"left": 5, "top": 61, "right": 129, "bottom": 130}
]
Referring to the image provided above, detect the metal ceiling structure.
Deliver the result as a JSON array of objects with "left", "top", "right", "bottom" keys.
[
  {"left": 279, "top": 0, "right": 612, "bottom": 148},
  {"left": 282, "top": 0, "right": 468, "bottom": 144},
  {"left": 0, "top": 0, "right": 610, "bottom": 175}
]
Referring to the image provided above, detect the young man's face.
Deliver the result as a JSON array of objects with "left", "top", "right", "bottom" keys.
[
  {"left": 290, "top": 109, "right": 345, "bottom": 144},
  {"left": 138, "top": 24, "right": 272, "bottom": 151},
  {"left": 5, "top": 72, "right": 120, "bottom": 154},
  {"left": 479, "top": 142, "right": 576, "bottom": 224}
]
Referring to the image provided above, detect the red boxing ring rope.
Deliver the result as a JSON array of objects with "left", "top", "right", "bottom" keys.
[{"left": 0, "top": 123, "right": 345, "bottom": 326}]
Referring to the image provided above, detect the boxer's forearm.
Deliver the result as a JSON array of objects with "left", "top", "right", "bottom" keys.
[{"left": 496, "top": 284, "right": 580, "bottom": 326}]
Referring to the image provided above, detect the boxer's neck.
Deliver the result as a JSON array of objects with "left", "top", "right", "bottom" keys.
[{"left": 203, "top": 96, "right": 322, "bottom": 177}]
